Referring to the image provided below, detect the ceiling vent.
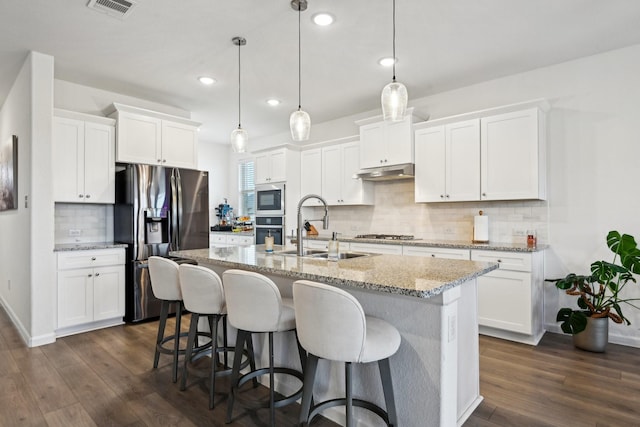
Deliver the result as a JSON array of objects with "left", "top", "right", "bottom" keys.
[{"left": 87, "top": 0, "right": 136, "bottom": 19}]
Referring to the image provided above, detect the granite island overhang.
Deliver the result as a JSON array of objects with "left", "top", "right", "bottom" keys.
[{"left": 171, "top": 245, "right": 498, "bottom": 427}]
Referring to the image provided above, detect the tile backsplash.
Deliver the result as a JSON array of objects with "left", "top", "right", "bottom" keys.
[
  {"left": 308, "top": 180, "right": 548, "bottom": 244},
  {"left": 54, "top": 203, "right": 114, "bottom": 244}
]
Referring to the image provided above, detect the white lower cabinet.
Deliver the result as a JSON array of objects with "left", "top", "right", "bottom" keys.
[
  {"left": 349, "top": 242, "right": 403, "bottom": 255},
  {"left": 402, "top": 245, "right": 470, "bottom": 260},
  {"left": 210, "top": 233, "right": 254, "bottom": 246},
  {"left": 57, "top": 249, "right": 125, "bottom": 336},
  {"left": 471, "top": 249, "right": 544, "bottom": 345}
]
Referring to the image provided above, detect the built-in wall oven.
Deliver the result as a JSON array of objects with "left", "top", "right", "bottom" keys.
[
  {"left": 255, "top": 216, "right": 284, "bottom": 245},
  {"left": 256, "top": 183, "right": 285, "bottom": 216}
]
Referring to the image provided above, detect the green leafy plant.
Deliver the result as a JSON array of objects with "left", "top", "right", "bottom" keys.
[{"left": 549, "top": 231, "right": 640, "bottom": 334}]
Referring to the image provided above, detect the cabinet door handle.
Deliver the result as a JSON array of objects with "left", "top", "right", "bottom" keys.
[
  {"left": 91, "top": 257, "right": 96, "bottom": 261},
  {"left": 497, "top": 259, "right": 502, "bottom": 263},
  {"left": 384, "top": 159, "right": 388, "bottom": 163},
  {"left": 431, "top": 254, "right": 436, "bottom": 257},
  {"left": 440, "top": 195, "right": 444, "bottom": 198},
  {"left": 445, "top": 194, "right": 450, "bottom": 198},
  {"left": 78, "top": 194, "right": 84, "bottom": 198},
  {"left": 157, "top": 159, "right": 162, "bottom": 163},
  {"left": 380, "top": 160, "right": 384, "bottom": 164},
  {"left": 87, "top": 274, "right": 93, "bottom": 277},
  {"left": 85, "top": 194, "right": 91, "bottom": 199},
  {"left": 162, "top": 159, "right": 167, "bottom": 163},
  {"left": 482, "top": 192, "right": 487, "bottom": 197},
  {"left": 95, "top": 273, "right": 100, "bottom": 277}
]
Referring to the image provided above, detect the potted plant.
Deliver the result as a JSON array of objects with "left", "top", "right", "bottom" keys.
[{"left": 549, "top": 230, "right": 640, "bottom": 352}]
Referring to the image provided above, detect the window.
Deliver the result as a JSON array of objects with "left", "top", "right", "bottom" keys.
[{"left": 238, "top": 160, "right": 255, "bottom": 217}]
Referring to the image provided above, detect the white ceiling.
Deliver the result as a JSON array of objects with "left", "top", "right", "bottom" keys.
[{"left": 2, "top": 0, "right": 640, "bottom": 144}]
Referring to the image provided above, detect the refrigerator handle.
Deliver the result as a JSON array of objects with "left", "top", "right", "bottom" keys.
[
  {"left": 176, "top": 169, "right": 184, "bottom": 250},
  {"left": 170, "top": 169, "right": 179, "bottom": 251}
]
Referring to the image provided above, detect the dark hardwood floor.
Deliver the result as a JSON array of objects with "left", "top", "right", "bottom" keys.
[{"left": 1, "top": 306, "right": 639, "bottom": 426}]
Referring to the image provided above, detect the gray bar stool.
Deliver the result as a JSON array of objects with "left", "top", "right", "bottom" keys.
[
  {"left": 148, "top": 256, "right": 188, "bottom": 383},
  {"left": 178, "top": 264, "right": 254, "bottom": 409},
  {"left": 293, "top": 280, "right": 400, "bottom": 427},
  {"left": 222, "top": 269, "right": 305, "bottom": 427}
]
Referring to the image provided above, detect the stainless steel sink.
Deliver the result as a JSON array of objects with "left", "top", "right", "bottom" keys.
[
  {"left": 276, "top": 249, "right": 327, "bottom": 256},
  {"left": 276, "top": 249, "right": 370, "bottom": 259},
  {"left": 312, "top": 252, "right": 370, "bottom": 259}
]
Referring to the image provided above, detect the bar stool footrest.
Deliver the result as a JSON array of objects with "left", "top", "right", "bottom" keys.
[
  {"left": 186, "top": 346, "right": 252, "bottom": 380},
  {"left": 308, "top": 398, "right": 391, "bottom": 426},
  {"left": 156, "top": 331, "right": 189, "bottom": 356},
  {"left": 235, "top": 367, "right": 304, "bottom": 409}
]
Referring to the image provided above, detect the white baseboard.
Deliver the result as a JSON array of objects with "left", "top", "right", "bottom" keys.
[
  {"left": 479, "top": 325, "right": 545, "bottom": 346},
  {"left": 458, "top": 395, "right": 484, "bottom": 427},
  {"left": 55, "top": 318, "right": 124, "bottom": 338},
  {"left": 0, "top": 294, "right": 33, "bottom": 347}
]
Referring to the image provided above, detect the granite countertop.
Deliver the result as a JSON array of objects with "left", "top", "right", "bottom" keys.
[
  {"left": 54, "top": 242, "right": 128, "bottom": 252},
  {"left": 170, "top": 245, "right": 498, "bottom": 299},
  {"left": 301, "top": 235, "right": 547, "bottom": 252}
]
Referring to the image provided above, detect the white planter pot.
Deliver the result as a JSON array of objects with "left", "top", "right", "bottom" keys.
[{"left": 573, "top": 316, "right": 609, "bottom": 352}]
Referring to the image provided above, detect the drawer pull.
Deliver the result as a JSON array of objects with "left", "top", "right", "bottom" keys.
[
  {"left": 95, "top": 273, "right": 100, "bottom": 277},
  {"left": 91, "top": 257, "right": 97, "bottom": 261},
  {"left": 87, "top": 274, "right": 92, "bottom": 277},
  {"left": 497, "top": 259, "right": 502, "bottom": 263},
  {"left": 431, "top": 254, "right": 436, "bottom": 257}
]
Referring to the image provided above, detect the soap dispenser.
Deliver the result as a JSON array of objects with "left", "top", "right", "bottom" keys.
[
  {"left": 265, "top": 230, "right": 274, "bottom": 253},
  {"left": 328, "top": 232, "right": 339, "bottom": 260}
]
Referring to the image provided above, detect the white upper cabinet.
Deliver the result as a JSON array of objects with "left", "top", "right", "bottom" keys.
[
  {"left": 300, "top": 148, "right": 323, "bottom": 206},
  {"left": 414, "top": 100, "right": 547, "bottom": 203},
  {"left": 322, "top": 141, "right": 373, "bottom": 205},
  {"left": 356, "top": 109, "right": 419, "bottom": 169},
  {"left": 415, "top": 119, "right": 480, "bottom": 202},
  {"left": 110, "top": 103, "right": 200, "bottom": 169},
  {"left": 53, "top": 110, "right": 115, "bottom": 204},
  {"left": 255, "top": 147, "right": 288, "bottom": 184},
  {"left": 481, "top": 108, "right": 546, "bottom": 200}
]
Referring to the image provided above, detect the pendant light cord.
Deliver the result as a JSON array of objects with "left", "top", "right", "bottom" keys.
[
  {"left": 297, "top": 2, "right": 302, "bottom": 110},
  {"left": 392, "top": 0, "right": 397, "bottom": 82},
  {"left": 238, "top": 40, "right": 242, "bottom": 128}
]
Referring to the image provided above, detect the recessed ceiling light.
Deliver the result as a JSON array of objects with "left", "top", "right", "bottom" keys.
[
  {"left": 312, "top": 12, "right": 334, "bottom": 26},
  {"left": 266, "top": 99, "right": 281, "bottom": 106},
  {"left": 198, "top": 76, "right": 216, "bottom": 85},
  {"left": 378, "top": 57, "right": 397, "bottom": 67}
]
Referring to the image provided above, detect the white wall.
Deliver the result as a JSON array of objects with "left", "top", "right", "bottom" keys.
[
  {"left": 251, "top": 43, "right": 640, "bottom": 347},
  {"left": 197, "top": 139, "right": 231, "bottom": 226},
  {"left": 0, "top": 52, "right": 55, "bottom": 346}
]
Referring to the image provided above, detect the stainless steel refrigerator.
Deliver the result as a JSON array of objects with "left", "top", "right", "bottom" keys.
[{"left": 114, "top": 164, "right": 209, "bottom": 322}]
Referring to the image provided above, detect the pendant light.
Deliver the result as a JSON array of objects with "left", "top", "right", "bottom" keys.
[
  {"left": 380, "top": 0, "right": 408, "bottom": 122},
  {"left": 290, "top": 0, "right": 311, "bottom": 141},
  {"left": 231, "top": 36, "right": 248, "bottom": 153}
]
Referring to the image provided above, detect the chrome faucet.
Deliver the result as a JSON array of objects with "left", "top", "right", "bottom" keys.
[{"left": 297, "top": 194, "right": 329, "bottom": 256}]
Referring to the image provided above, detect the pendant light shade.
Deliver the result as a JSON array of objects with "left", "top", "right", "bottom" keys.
[
  {"left": 381, "top": 0, "right": 408, "bottom": 122},
  {"left": 231, "top": 36, "right": 248, "bottom": 153},
  {"left": 290, "top": 0, "right": 311, "bottom": 141}
]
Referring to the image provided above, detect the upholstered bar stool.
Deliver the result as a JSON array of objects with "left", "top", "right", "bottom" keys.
[
  {"left": 178, "top": 264, "right": 254, "bottom": 409},
  {"left": 293, "top": 280, "right": 401, "bottom": 427},
  {"left": 222, "top": 269, "right": 305, "bottom": 427},
  {"left": 148, "top": 256, "right": 188, "bottom": 383}
]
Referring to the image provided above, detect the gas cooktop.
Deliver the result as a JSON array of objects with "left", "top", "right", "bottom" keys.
[{"left": 354, "top": 234, "right": 415, "bottom": 240}]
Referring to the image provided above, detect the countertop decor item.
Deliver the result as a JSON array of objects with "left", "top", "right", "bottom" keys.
[
  {"left": 230, "top": 36, "right": 248, "bottom": 153},
  {"left": 472, "top": 210, "right": 489, "bottom": 244},
  {"left": 548, "top": 230, "right": 640, "bottom": 352}
]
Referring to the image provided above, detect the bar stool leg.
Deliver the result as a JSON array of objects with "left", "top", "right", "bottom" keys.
[
  {"left": 268, "top": 332, "right": 276, "bottom": 427},
  {"left": 245, "top": 331, "right": 258, "bottom": 388},
  {"left": 210, "top": 314, "right": 221, "bottom": 409},
  {"left": 299, "top": 353, "right": 318, "bottom": 425},
  {"left": 154, "top": 300, "right": 170, "bottom": 369},
  {"left": 378, "top": 357, "right": 397, "bottom": 427},
  {"left": 180, "top": 312, "right": 200, "bottom": 391},
  {"left": 345, "top": 362, "right": 353, "bottom": 427},
  {"left": 222, "top": 315, "right": 229, "bottom": 368},
  {"left": 172, "top": 301, "right": 183, "bottom": 383},
  {"left": 226, "top": 329, "right": 248, "bottom": 424}
]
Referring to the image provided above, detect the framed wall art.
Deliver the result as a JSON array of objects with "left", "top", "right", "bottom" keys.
[{"left": 0, "top": 135, "right": 18, "bottom": 211}]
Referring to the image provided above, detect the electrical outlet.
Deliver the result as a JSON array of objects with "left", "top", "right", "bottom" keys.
[
  {"left": 69, "top": 229, "right": 82, "bottom": 237},
  {"left": 512, "top": 228, "right": 526, "bottom": 237}
]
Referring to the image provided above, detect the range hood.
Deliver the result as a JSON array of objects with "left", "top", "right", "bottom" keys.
[{"left": 355, "top": 163, "right": 415, "bottom": 181}]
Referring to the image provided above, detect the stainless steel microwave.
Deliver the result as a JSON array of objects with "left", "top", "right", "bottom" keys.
[{"left": 255, "top": 183, "right": 285, "bottom": 215}]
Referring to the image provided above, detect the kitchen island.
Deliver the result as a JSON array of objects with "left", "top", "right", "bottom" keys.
[{"left": 171, "top": 245, "right": 497, "bottom": 427}]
